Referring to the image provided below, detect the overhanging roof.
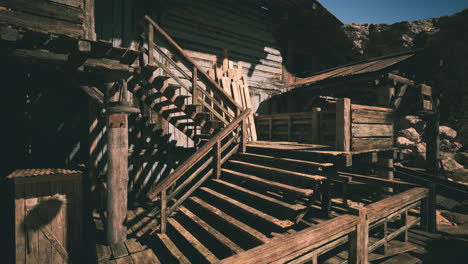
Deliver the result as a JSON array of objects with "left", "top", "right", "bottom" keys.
[{"left": 287, "top": 51, "right": 418, "bottom": 89}]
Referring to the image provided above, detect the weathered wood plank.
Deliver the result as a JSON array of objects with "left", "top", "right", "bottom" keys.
[
  {"left": 168, "top": 218, "right": 219, "bottom": 264},
  {"left": 49, "top": 0, "right": 83, "bottom": 9},
  {"left": 0, "top": 0, "right": 84, "bottom": 24},
  {"left": 218, "top": 215, "right": 359, "bottom": 264},
  {"left": 352, "top": 109, "right": 393, "bottom": 124},
  {"left": 352, "top": 137, "right": 394, "bottom": 151},
  {"left": 336, "top": 98, "right": 351, "bottom": 151},
  {"left": 0, "top": 9, "right": 83, "bottom": 37},
  {"left": 352, "top": 124, "right": 393, "bottom": 138},
  {"left": 130, "top": 249, "right": 161, "bottom": 264},
  {"left": 15, "top": 183, "right": 26, "bottom": 264},
  {"left": 179, "top": 206, "right": 243, "bottom": 254}
]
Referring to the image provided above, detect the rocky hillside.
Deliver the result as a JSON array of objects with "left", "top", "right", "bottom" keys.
[
  {"left": 342, "top": 10, "right": 465, "bottom": 58},
  {"left": 342, "top": 9, "right": 468, "bottom": 182}
]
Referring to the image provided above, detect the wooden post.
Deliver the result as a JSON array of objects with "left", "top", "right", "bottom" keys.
[
  {"left": 147, "top": 23, "right": 154, "bottom": 66},
  {"left": 311, "top": 108, "right": 321, "bottom": 143},
  {"left": 161, "top": 189, "right": 167, "bottom": 233},
  {"left": 214, "top": 141, "right": 221, "bottom": 178},
  {"left": 106, "top": 82, "right": 129, "bottom": 245},
  {"left": 268, "top": 116, "right": 273, "bottom": 141},
  {"left": 377, "top": 158, "right": 394, "bottom": 194},
  {"left": 400, "top": 209, "right": 409, "bottom": 242},
  {"left": 349, "top": 206, "right": 368, "bottom": 264},
  {"left": 428, "top": 183, "right": 437, "bottom": 233},
  {"left": 378, "top": 85, "right": 395, "bottom": 106},
  {"left": 321, "top": 181, "right": 332, "bottom": 218},
  {"left": 192, "top": 66, "right": 198, "bottom": 105},
  {"left": 336, "top": 98, "right": 351, "bottom": 151},
  {"left": 426, "top": 98, "right": 440, "bottom": 177}
]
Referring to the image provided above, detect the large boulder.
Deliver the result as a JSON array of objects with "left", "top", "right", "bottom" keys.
[
  {"left": 398, "top": 127, "right": 420, "bottom": 143},
  {"left": 415, "top": 142, "right": 427, "bottom": 154},
  {"left": 440, "top": 126, "right": 457, "bottom": 140},
  {"left": 440, "top": 153, "right": 464, "bottom": 172},
  {"left": 396, "top": 137, "right": 415, "bottom": 148},
  {"left": 397, "top": 116, "right": 426, "bottom": 132},
  {"left": 440, "top": 139, "right": 463, "bottom": 153}
]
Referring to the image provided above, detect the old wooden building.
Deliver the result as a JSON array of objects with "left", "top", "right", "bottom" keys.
[{"left": 0, "top": 1, "right": 443, "bottom": 263}]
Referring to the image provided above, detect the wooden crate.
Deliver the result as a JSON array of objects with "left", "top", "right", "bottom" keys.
[{"left": 1, "top": 169, "right": 83, "bottom": 264}]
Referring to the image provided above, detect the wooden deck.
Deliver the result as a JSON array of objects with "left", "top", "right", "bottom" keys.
[
  {"left": 247, "top": 141, "right": 400, "bottom": 168},
  {"left": 91, "top": 194, "right": 443, "bottom": 264}
]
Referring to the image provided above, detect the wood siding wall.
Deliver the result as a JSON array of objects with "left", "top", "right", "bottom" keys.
[
  {"left": 351, "top": 105, "right": 394, "bottom": 151},
  {"left": 0, "top": 0, "right": 94, "bottom": 39},
  {"left": 255, "top": 102, "right": 395, "bottom": 151},
  {"left": 95, "top": 0, "right": 285, "bottom": 147}
]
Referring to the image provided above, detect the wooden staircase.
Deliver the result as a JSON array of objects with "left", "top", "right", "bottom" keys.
[
  {"left": 117, "top": 16, "right": 338, "bottom": 263},
  {"left": 126, "top": 15, "right": 242, "bottom": 146},
  {"left": 129, "top": 146, "right": 337, "bottom": 263}
]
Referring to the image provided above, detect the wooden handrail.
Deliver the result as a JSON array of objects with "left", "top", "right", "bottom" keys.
[
  {"left": 218, "top": 214, "right": 360, "bottom": 264},
  {"left": 365, "top": 187, "right": 428, "bottom": 223},
  {"left": 220, "top": 187, "right": 431, "bottom": 264},
  {"left": 143, "top": 15, "right": 243, "bottom": 112},
  {"left": 147, "top": 109, "right": 252, "bottom": 200}
]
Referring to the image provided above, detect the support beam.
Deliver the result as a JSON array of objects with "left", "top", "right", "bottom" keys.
[
  {"left": 425, "top": 98, "right": 440, "bottom": 177},
  {"left": 336, "top": 98, "right": 351, "bottom": 151},
  {"left": 105, "top": 81, "right": 129, "bottom": 245}
]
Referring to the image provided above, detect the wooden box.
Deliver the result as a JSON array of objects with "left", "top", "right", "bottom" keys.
[{"left": 1, "top": 169, "right": 83, "bottom": 264}]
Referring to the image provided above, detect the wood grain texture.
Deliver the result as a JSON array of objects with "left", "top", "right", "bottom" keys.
[
  {"left": 352, "top": 124, "right": 393, "bottom": 138},
  {"left": 352, "top": 138, "right": 394, "bottom": 151},
  {"left": 0, "top": 0, "right": 84, "bottom": 23},
  {"left": 0, "top": 9, "right": 83, "bottom": 37},
  {"left": 336, "top": 98, "right": 351, "bottom": 151},
  {"left": 352, "top": 109, "right": 393, "bottom": 124},
  {"left": 106, "top": 112, "right": 129, "bottom": 244}
]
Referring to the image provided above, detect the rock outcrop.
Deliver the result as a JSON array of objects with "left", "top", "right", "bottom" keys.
[{"left": 342, "top": 19, "right": 439, "bottom": 57}]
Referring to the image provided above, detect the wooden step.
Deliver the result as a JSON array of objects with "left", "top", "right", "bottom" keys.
[
  {"left": 144, "top": 91, "right": 164, "bottom": 105},
  {"left": 151, "top": 76, "right": 171, "bottom": 91},
  {"left": 221, "top": 168, "right": 314, "bottom": 196},
  {"left": 168, "top": 115, "right": 191, "bottom": 124},
  {"left": 188, "top": 196, "right": 269, "bottom": 244},
  {"left": 210, "top": 179, "right": 306, "bottom": 217},
  {"left": 156, "top": 233, "right": 191, "bottom": 264},
  {"left": 178, "top": 206, "right": 243, "bottom": 255},
  {"left": 185, "top": 104, "right": 202, "bottom": 114},
  {"left": 234, "top": 153, "right": 334, "bottom": 174},
  {"left": 151, "top": 99, "right": 174, "bottom": 109},
  {"left": 199, "top": 187, "right": 294, "bottom": 229},
  {"left": 168, "top": 218, "right": 219, "bottom": 264},
  {"left": 178, "top": 122, "right": 197, "bottom": 129},
  {"left": 226, "top": 160, "right": 327, "bottom": 184},
  {"left": 161, "top": 108, "right": 183, "bottom": 117}
]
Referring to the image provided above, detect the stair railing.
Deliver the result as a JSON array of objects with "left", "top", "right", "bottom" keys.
[
  {"left": 142, "top": 15, "right": 242, "bottom": 126},
  {"left": 147, "top": 109, "right": 251, "bottom": 233}
]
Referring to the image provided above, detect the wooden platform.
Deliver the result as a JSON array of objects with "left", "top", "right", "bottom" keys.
[{"left": 247, "top": 141, "right": 400, "bottom": 168}]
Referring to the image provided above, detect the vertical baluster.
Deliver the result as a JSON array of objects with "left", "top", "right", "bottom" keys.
[
  {"left": 161, "top": 189, "right": 167, "bottom": 233},
  {"left": 214, "top": 140, "right": 221, "bottom": 179},
  {"left": 148, "top": 23, "right": 154, "bottom": 66},
  {"left": 192, "top": 66, "right": 198, "bottom": 105},
  {"left": 240, "top": 119, "right": 247, "bottom": 153}
]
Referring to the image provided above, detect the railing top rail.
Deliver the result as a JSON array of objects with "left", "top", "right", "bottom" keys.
[
  {"left": 365, "top": 187, "right": 428, "bottom": 222},
  {"left": 143, "top": 15, "right": 243, "bottom": 112},
  {"left": 147, "top": 109, "right": 252, "bottom": 200},
  {"left": 218, "top": 214, "right": 359, "bottom": 264}
]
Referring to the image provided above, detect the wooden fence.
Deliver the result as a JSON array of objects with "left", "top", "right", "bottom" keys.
[
  {"left": 255, "top": 98, "right": 395, "bottom": 151},
  {"left": 219, "top": 187, "right": 431, "bottom": 264}
]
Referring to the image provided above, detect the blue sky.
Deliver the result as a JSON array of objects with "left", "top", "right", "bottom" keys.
[{"left": 319, "top": 0, "right": 468, "bottom": 24}]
